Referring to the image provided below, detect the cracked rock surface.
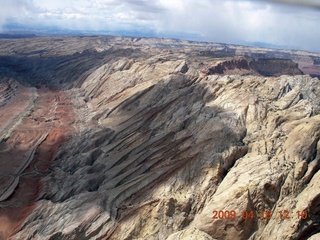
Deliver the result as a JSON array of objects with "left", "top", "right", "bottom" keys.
[{"left": 0, "top": 36, "right": 319, "bottom": 240}]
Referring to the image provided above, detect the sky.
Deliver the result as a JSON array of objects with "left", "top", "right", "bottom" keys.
[{"left": 1, "top": 0, "right": 320, "bottom": 52}]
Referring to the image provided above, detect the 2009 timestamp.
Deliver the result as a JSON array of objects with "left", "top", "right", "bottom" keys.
[{"left": 212, "top": 210, "right": 308, "bottom": 220}]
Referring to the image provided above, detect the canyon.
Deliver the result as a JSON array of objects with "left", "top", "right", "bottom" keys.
[{"left": 0, "top": 36, "right": 319, "bottom": 240}]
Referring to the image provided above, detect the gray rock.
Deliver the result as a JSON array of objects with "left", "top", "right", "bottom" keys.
[{"left": 0, "top": 36, "right": 319, "bottom": 240}]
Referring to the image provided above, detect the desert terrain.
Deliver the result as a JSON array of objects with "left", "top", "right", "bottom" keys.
[{"left": 0, "top": 36, "right": 319, "bottom": 239}]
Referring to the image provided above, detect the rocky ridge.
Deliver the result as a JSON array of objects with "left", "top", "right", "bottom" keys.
[{"left": 0, "top": 36, "right": 319, "bottom": 240}]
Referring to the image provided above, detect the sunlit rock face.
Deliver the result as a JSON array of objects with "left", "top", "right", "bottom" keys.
[{"left": 0, "top": 36, "right": 319, "bottom": 240}]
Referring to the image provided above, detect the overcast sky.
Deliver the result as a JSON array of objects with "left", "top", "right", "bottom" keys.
[{"left": 1, "top": 0, "right": 320, "bottom": 52}]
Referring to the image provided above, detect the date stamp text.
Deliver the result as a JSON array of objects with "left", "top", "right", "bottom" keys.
[{"left": 212, "top": 210, "right": 308, "bottom": 220}]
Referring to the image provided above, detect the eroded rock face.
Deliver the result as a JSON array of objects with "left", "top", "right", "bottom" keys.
[
  {"left": 202, "top": 57, "right": 302, "bottom": 77},
  {"left": 0, "top": 36, "right": 319, "bottom": 240}
]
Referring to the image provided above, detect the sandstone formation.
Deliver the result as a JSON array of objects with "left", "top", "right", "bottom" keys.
[{"left": 0, "top": 36, "right": 319, "bottom": 240}]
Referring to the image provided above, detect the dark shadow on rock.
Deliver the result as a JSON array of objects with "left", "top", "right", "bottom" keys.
[
  {"left": 249, "top": 58, "right": 303, "bottom": 76},
  {"left": 0, "top": 37, "right": 319, "bottom": 240},
  {"left": 29, "top": 73, "right": 251, "bottom": 238},
  {"left": 204, "top": 57, "right": 303, "bottom": 77},
  {"left": 0, "top": 47, "right": 141, "bottom": 90}
]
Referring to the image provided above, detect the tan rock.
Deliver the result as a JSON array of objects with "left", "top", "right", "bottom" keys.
[
  {"left": 0, "top": 36, "right": 319, "bottom": 240},
  {"left": 166, "top": 227, "right": 216, "bottom": 240}
]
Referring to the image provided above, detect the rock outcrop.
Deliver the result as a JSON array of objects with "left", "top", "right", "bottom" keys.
[
  {"left": 0, "top": 36, "right": 319, "bottom": 240},
  {"left": 200, "top": 57, "right": 302, "bottom": 76},
  {"left": 250, "top": 58, "right": 303, "bottom": 76}
]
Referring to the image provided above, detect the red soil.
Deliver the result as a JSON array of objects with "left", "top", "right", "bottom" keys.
[{"left": 0, "top": 88, "right": 75, "bottom": 239}]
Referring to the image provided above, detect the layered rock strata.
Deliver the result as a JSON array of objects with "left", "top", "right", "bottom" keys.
[{"left": 0, "top": 37, "right": 319, "bottom": 240}]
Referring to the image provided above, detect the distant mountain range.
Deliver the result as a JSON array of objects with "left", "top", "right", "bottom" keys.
[
  {"left": 2, "top": 22, "right": 201, "bottom": 41},
  {"left": 2, "top": 22, "right": 288, "bottom": 52}
]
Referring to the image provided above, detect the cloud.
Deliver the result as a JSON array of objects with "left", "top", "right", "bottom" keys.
[
  {"left": 120, "top": 0, "right": 165, "bottom": 13},
  {"left": 267, "top": 0, "right": 320, "bottom": 9},
  {"left": 1, "top": 0, "right": 320, "bottom": 52},
  {"left": 156, "top": 0, "right": 320, "bottom": 51},
  {"left": 24, "top": 0, "right": 166, "bottom": 30},
  {"left": 0, "top": 0, "right": 36, "bottom": 29}
]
